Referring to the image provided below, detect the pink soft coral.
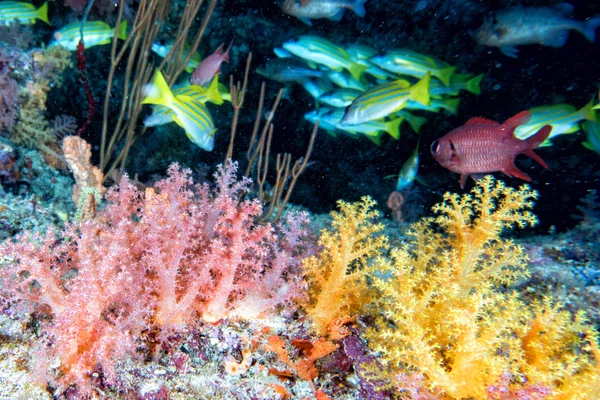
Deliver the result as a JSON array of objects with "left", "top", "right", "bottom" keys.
[{"left": 0, "top": 162, "right": 309, "bottom": 394}]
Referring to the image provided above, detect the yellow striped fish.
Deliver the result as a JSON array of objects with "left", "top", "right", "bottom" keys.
[
  {"left": 282, "top": 35, "right": 366, "bottom": 81},
  {"left": 430, "top": 73, "right": 483, "bottom": 97},
  {"left": 144, "top": 77, "right": 223, "bottom": 127},
  {"left": 151, "top": 41, "right": 201, "bottom": 73},
  {"left": 50, "top": 20, "right": 128, "bottom": 51},
  {"left": 341, "top": 73, "right": 431, "bottom": 125},
  {"left": 142, "top": 70, "right": 217, "bottom": 151},
  {"left": 370, "top": 49, "right": 456, "bottom": 85},
  {"left": 0, "top": 1, "right": 49, "bottom": 25},
  {"left": 514, "top": 99, "right": 597, "bottom": 145}
]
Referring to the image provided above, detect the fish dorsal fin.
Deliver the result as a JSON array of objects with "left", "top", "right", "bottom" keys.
[
  {"left": 554, "top": 3, "right": 574, "bottom": 16},
  {"left": 465, "top": 117, "right": 499, "bottom": 125},
  {"left": 503, "top": 111, "right": 531, "bottom": 129}
]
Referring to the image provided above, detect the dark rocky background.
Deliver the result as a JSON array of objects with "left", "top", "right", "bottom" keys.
[{"left": 49, "top": 0, "right": 600, "bottom": 233}]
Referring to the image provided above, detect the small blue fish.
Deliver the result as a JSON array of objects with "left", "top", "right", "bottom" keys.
[{"left": 396, "top": 144, "right": 420, "bottom": 191}]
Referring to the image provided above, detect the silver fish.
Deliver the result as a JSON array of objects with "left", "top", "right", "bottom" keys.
[
  {"left": 280, "top": 0, "right": 366, "bottom": 26},
  {"left": 257, "top": 58, "right": 324, "bottom": 84},
  {"left": 474, "top": 3, "right": 600, "bottom": 58}
]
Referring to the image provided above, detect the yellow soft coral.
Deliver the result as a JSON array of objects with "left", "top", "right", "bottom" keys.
[
  {"left": 367, "top": 176, "right": 600, "bottom": 399},
  {"left": 303, "top": 196, "right": 388, "bottom": 337}
]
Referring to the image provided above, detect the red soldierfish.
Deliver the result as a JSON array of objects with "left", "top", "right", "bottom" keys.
[
  {"left": 431, "top": 111, "right": 551, "bottom": 188},
  {"left": 190, "top": 41, "right": 232, "bottom": 87}
]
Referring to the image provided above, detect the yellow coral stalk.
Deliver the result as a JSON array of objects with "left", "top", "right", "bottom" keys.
[{"left": 303, "top": 196, "right": 388, "bottom": 337}]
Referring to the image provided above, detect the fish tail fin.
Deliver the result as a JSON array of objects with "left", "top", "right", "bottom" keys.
[
  {"left": 579, "top": 97, "right": 598, "bottom": 122},
  {"left": 365, "top": 131, "right": 383, "bottom": 146},
  {"left": 37, "top": 1, "right": 50, "bottom": 25},
  {"left": 218, "top": 82, "right": 232, "bottom": 102},
  {"left": 385, "top": 116, "right": 404, "bottom": 140},
  {"left": 436, "top": 66, "right": 456, "bottom": 85},
  {"left": 409, "top": 72, "right": 431, "bottom": 106},
  {"left": 206, "top": 75, "right": 224, "bottom": 105},
  {"left": 581, "top": 16, "right": 600, "bottom": 42},
  {"left": 523, "top": 125, "right": 552, "bottom": 168},
  {"left": 397, "top": 111, "right": 427, "bottom": 133},
  {"left": 352, "top": 0, "right": 367, "bottom": 17},
  {"left": 466, "top": 73, "right": 484, "bottom": 95},
  {"left": 142, "top": 70, "right": 175, "bottom": 107},
  {"left": 117, "top": 20, "right": 128, "bottom": 41},
  {"left": 443, "top": 98, "right": 460, "bottom": 115},
  {"left": 347, "top": 63, "right": 367, "bottom": 81}
]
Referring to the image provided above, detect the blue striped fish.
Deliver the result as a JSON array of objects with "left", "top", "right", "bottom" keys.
[
  {"left": 142, "top": 70, "right": 217, "bottom": 151},
  {"left": 282, "top": 35, "right": 366, "bottom": 81},
  {"left": 345, "top": 43, "right": 395, "bottom": 80},
  {"left": 144, "top": 77, "right": 223, "bottom": 127},
  {"left": 50, "top": 20, "right": 128, "bottom": 51},
  {"left": 0, "top": 1, "right": 48, "bottom": 25},
  {"left": 405, "top": 97, "right": 460, "bottom": 115},
  {"left": 514, "top": 99, "right": 597, "bottom": 145},
  {"left": 341, "top": 73, "right": 431, "bottom": 125},
  {"left": 151, "top": 41, "right": 201, "bottom": 73},
  {"left": 370, "top": 49, "right": 456, "bottom": 85},
  {"left": 306, "top": 107, "right": 404, "bottom": 142},
  {"left": 582, "top": 121, "right": 600, "bottom": 156},
  {"left": 319, "top": 88, "right": 362, "bottom": 108},
  {"left": 0, "top": 1, "right": 50, "bottom": 25},
  {"left": 430, "top": 73, "right": 483, "bottom": 98}
]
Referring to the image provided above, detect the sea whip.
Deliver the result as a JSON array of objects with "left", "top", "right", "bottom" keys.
[{"left": 75, "top": 0, "right": 96, "bottom": 136}]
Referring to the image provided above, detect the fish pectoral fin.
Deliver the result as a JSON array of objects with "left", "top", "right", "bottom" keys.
[
  {"left": 541, "top": 31, "right": 569, "bottom": 47},
  {"left": 470, "top": 173, "right": 488, "bottom": 182},
  {"left": 297, "top": 16, "right": 313, "bottom": 26},
  {"left": 328, "top": 9, "right": 345, "bottom": 22},
  {"left": 459, "top": 174, "right": 469, "bottom": 189},
  {"left": 501, "top": 165, "right": 531, "bottom": 181},
  {"left": 499, "top": 46, "right": 518, "bottom": 58}
]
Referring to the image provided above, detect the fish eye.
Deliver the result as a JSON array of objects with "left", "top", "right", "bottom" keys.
[{"left": 430, "top": 140, "right": 440, "bottom": 155}]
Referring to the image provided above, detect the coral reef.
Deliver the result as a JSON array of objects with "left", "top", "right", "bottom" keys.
[{"left": 367, "top": 177, "right": 600, "bottom": 399}]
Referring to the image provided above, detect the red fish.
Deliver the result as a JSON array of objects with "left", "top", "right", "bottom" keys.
[
  {"left": 190, "top": 41, "right": 232, "bottom": 87},
  {"left": 431, "top": 111, "right": 551, "bottom": 188}
]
